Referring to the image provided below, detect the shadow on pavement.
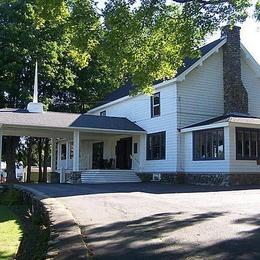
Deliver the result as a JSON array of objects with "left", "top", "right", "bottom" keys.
[{"left": 82, "top": 211, "right": 260, "bottom": 260}]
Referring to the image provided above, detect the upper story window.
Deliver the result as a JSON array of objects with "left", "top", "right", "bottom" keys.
[
  {"left": 147, "top": 131, "right": 166, "bottom": 160},
  {"left": 236, "top": 128, "right": 260, "bottom": 160},
  {"left": 151, "top": 92, "right": 160, "bottom": 118},
  {"left": 100, "top": 110, "right": 106, "bottom": 116},
  {"left": 193, "top": 128, "right": 224, "bottom": 161}
]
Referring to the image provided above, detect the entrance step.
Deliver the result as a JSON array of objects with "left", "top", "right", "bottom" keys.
[{"left": 81, "top": 170, "right": 141, "bottom": 184}]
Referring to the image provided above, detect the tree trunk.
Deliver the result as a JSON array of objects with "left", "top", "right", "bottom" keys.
[
  {"left": 43, "top": 138, "right": 50, "bottom": 183},
  {"left": 26, "top": 137, "right": 33, "bottom": 183},
  {"left": 38, "top": 138, "right": 43, "bottom": 182},
  {"left": 6, "top": 136, "right": 20, "bottom": 183}
]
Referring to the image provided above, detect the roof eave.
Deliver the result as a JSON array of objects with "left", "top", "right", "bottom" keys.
[
  {"left": 181, "top": 122, "right": 229, "bottom": 133},
  {"left": 1, "top": 123, "right": 146, "bottom": 135}
]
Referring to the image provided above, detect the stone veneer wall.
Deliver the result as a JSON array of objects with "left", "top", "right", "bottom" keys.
[
  {"left": 222, "top": 25, "right": 248, "bottom": 113},
  {"left": 137, "top": 172, "right": 260, "bottom": 186}
]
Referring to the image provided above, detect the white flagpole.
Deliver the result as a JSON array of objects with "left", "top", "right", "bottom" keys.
[{"left": 33, "top": 61, "right": 38, "bottom": 103}]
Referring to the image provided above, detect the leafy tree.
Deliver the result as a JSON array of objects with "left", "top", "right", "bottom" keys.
[
  {"left": 101, "top": 0, "right": 257, "bottom": 94},
  {"left": 0, "top": 0, "right": 100, "bottom": 181}
]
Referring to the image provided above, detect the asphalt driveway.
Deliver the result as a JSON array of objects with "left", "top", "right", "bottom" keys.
[{"left": 26, "top": 183, "right": 260, "bottom": 259}]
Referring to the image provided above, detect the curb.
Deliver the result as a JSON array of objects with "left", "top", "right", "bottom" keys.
[{"left": 14, "top": 185, "right": 88, "bottom": 260}]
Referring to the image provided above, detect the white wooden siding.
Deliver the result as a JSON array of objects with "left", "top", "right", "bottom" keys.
[
  {"left": 88, "top": 84, "right": 178, "bottom": 172},
  {"left": 182, "top": 127, "right": 230, "bottom": 173},
  {"left": 241, "top": 55, "right": 260, "bottom": 117},
  {"left": 177, "top": 49, "right": 224, "bottom": 129}
]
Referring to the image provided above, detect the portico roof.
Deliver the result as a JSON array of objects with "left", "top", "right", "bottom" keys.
[{"left": 0, "top": 108, "right": 145, "bottom": 137}]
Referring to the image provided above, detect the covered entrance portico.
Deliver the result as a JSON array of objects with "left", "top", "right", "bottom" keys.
[{"left": 0, "top": 108, "right": 145, "bottom": 183}]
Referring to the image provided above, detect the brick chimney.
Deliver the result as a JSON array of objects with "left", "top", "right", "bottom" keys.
[{"left": 222, "top": 25, "right": 248, "bottom": 114}]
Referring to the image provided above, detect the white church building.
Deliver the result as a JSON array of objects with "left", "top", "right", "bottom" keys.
[{"left": 1, "top": 26, "right": 260, "bottom": 185}]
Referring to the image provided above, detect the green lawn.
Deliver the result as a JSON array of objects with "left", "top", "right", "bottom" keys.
[{"left": 0, "top": 205, "right": 23, "bottom": 260}]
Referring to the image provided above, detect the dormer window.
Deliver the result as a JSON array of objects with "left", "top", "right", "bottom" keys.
[
  {"left": 100, "top": 110, "right": 106, "bottom": 116},
  {"left": 151, "top": 92, "right": 160, "bottom": 118}
]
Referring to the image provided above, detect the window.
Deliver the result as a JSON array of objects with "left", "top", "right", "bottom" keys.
[
  {"left": 61, "top": 144, "right": 66, "bottom": 160},
  {"left": 100, "top": 110, "right": 106, "bottom": 116},
  {"left": 134, "top": 143, "right": 138, "bottom": 154},
  {"left": 69, "top": 142, "right": 74, "bottom": 159},
  {"left": 151, "top": 92, "right": 160, "bottom": 117},
  {"left": 236, "top": 128, "right": 260, "bottom": 160},
  {"left": 146, "top": 131, "right": 166, "bottom": 160},
  {"left": 193, "top": 128, "right": 224, "bottom": 160}
]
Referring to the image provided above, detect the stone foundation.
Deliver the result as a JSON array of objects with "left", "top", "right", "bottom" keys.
[
  {"left": 138, "top": 172, "right": 260, "bottom": 186},
  {"left": 65, "top": 171, "right": 81, "bottom": 184},
  {"left": 137, "top": 173, "right": 185, "bottom": 184},
  {"left": 185, "top": 173, "right": 230, "bottom": 186},
  {"left": 230, "top": 173, "right": 260, "bottom": 185}
]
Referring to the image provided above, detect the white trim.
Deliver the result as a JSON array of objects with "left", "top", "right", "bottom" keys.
[
  {"left": 1, "top": 123, "right": 146, "bottom": 135},
  {"left": 181, "top": 122, "right": 229, "bottom": 133},
  {"left": 73, "top": 130, "right": 80, "bottom": 171},
  {"left": 88, "top": 38, "right": 227, "bottom": 113},
  {"left": 175, "top": 38, "right": 227, "bottom": 82},
  {"left": 229, "top": 117, "right": 260, "bottom": 126},
  {"left": 51, "top": 138, "right": 56, "bottom": 172}
]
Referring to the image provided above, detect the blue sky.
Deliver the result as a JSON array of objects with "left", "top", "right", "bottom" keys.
[{"left": 97, "top": 0, "right": 260, "bottom": 63}]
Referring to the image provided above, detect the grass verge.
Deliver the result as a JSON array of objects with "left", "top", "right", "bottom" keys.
[
  {"left": 0, "top": 188, "right": 49, "bottom": 260},
  {"left": 0, "top": 205, "right": 23, "bottom": 260}
]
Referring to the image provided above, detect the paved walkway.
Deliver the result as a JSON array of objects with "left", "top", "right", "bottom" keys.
[{"left": 25, "top": 183, "right": 260, "bottom": 259}]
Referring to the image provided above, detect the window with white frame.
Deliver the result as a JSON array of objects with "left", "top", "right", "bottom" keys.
[
  {"left": 151, "top": 92, "right": 160, "bottom": 117},
  {"left": 100, "top": 110, "right": 106, "bottom": 116}
]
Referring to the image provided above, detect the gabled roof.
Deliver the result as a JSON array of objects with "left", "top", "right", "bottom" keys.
[
  {"left": 0, "top": 108, "right": 145, "bottom": 132},
  {"left": 94, "top": 37, "right": 226, "bottom": 109}
]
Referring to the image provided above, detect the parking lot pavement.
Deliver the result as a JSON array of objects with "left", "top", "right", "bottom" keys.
[{"left": 26, "top": 183, "right": 260, "bottom": 259}]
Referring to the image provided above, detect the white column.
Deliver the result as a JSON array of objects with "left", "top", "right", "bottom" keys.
[
  {"left": 0, "top": 128, "right": 3, "bottom": 171},
  {"left": 65, "top": 141, "right": 70, "bottom": 169},
  {"left": 73, "top": 131, "right": 80, "bottom": 171},
  {"left": 139, "top": 134, "right": 145, "bottom": 172},
  {"left": 51, "top": 138, "right": 56, "bottom": 172},
  {"left": 57, "top": 143, "right": 61, "bottom": 172}
]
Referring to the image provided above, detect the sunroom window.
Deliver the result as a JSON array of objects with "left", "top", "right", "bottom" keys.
[
  {"left": 236, "top": 128, "right": 260, "bottom": 160},
  {"left": 193, "top": 128, "right": 224, "bottom": 160}
]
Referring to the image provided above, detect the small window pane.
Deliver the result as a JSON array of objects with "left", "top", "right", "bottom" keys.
[
  {"left": 244, "top": 131, "right": 250, "bottom": 158},
  {"left": 218, "top": 130, "right": 224, "bottom": 158},
  {"left": 100, "top": 110, "right": 106, "bottom": 116},
  {"left": 212, "top": 131, "right": 218, "bottom": 158},
  {"left": 153, "top": 106, "right": 160, "bottom": 117},
  {"left": 61, "top": 144, "right": 66, "bottom": 160},
  {"left": 70, "top": 142, "right": 74, "bottom": 159},
  {"left": 134, "top": 143, "right": 138, "bottom": 154},
  {"left": 251, "top": 131, "right": 257, "bottom": 158},
  {"left": 236, "top": 130, "right": 243, "bottom": 158},
  {"left": 153, "top": 94, "right": 160, "bottom": 105}
]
